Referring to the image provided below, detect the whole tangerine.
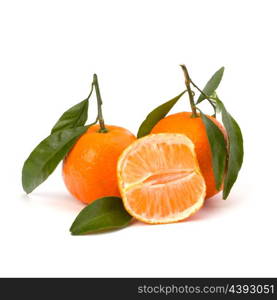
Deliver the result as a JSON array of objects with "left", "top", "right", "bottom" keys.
[{"left": 63, "top": 124, "right": 136, "bottom": 204}]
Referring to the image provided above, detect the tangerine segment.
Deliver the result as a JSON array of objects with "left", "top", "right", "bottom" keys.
[
  {"left": 117, "top": 134, "right": 206, "bottom": 224},
  {"left": 118, "top": 134, "right": 196, "bottom": 187}
]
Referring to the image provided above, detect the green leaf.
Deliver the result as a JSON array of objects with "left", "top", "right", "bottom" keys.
[
  {"left": 137, "top": 91, "right": 186, "bottom": 138},
  {"left": 215, "top": 98, "right": 244, "bottom": 199},
  {"left": 51, "top": 83, "right": 93, "bottom": 134},
  {"left": 51, "top": 99, "right": 89, "bottom": 134},
  {"left": 200, "top": 112, "right": 227, "bottom": 190},
  {"left": 197, "top": 67, "right": 224, "bottom": 104},
  {"left": 22, "top": 126, "right": 89, "bottom": 193},
  {"left": 70, "top": 197, "right": 132, "bottom": 235}
]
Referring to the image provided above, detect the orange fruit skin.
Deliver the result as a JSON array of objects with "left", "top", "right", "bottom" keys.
[
  {"left": 63, "top": 124, "right": 136, "bottom": 204},
  {"left": 151, "top": 112, "right": 227, "bottom": 199}
]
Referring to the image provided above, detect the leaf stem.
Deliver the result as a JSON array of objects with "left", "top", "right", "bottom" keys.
[
  {"left": 190, "top": 79, "right": 217, "bottom": 113},
  {"left": 180, "top": 65, "right": 197, "bottom": 118},
  {"left": 93, "top": 74, "right": 108, "bottom": 133},
  {"left": 86, "top": 80, "right": 94, "bottom": 100}
]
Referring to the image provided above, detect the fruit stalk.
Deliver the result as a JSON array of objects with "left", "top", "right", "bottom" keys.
[
  {"left": 93, "top": 74, "right": 108, "bottom": 133},
  {"left": 180, "top": 65, "right": 197, "bottom": 118},
  {"left": 189, "top": 79, "right": 217, "bottom": 113}
]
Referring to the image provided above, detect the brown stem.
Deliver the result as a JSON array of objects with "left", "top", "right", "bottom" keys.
[
  {"left": 180, "top": 65, "right": 197, "bottom": 117},
  {"left": 93, "top": 74, "right": 108, "bottom": 133}
]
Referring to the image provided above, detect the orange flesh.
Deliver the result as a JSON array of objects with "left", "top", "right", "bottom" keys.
[
  {"left": 118, "top": 134, "right": 206, "bottom": 223},
  {"left": 126, "top": 172, "right": 204, "bottom": 219}
]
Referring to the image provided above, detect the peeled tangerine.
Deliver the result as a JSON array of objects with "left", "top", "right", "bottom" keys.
[{"left": 117, "top": 133, "right": 206, "bottom": 224}]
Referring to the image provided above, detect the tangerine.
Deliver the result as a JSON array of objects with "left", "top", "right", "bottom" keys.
[{"left": 63, "top": 124, "right": 136, "bottom": 204}]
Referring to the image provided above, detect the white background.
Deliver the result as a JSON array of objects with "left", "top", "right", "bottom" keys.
[{"left": 0, "top": 0, "right": 276, "bottom": 277}]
